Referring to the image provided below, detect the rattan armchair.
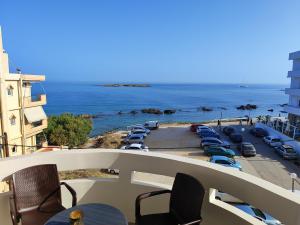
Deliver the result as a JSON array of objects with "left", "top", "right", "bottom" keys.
[
  {"left": 9, "top": 164, "right": 77, "bottom": 225},
  {"left": 135, "top": 173, "right": 205, "bottom": 225}
]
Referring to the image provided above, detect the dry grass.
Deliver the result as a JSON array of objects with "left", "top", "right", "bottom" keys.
[{"left": 59, "top": 169, "right": 116, "bottom": 180}]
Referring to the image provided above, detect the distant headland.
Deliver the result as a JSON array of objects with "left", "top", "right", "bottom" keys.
[{"left": 97, "top": 84, "right": 151, "bottom": 87}]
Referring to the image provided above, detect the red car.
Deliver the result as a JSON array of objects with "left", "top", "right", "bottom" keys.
[{"left": 190, "top": 124, "right": 205, "bottom": 132}]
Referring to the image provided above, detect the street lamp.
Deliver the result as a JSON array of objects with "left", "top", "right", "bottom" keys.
[{"left": 290, "top": 173, "right": 297, "bottom": 192}]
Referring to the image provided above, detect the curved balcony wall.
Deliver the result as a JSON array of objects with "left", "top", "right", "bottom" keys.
[{"left": 0, "top": 149, "right": 299, "bottom": 225}]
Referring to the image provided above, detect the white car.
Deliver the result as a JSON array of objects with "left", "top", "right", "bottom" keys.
[
  {"left": 144, "top": 121, "right": 159, "bottom": 130},
  {"left": 196, "top": 126, "right": 214, "bottom": 133},
  {"left": 123, "top": 134, "right": 144, "bottom": 144},
  {"left": 120, "top": 143, "right": 149, "bottom": 152},
  {"left": 128, "top": 125, "right": 151, "bottom": 134},
  {"left": 263, "top": 136, "right": 282, "bottom": 147}
]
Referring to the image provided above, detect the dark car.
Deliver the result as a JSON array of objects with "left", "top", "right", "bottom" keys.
[
  {"left": 198, "top": 131, "right": 220, "bottom": 139},
  {"left": 223, "top": 126, "right": 235, "bottom": 136},
  {"left": 229, "top": 133, "right": 243, "bottom": 143},
  {"left": 190, "top": 124, "right": 205, "bottom": 132},
  {"left": 204, "top": 146, "right": 235, "bottom": 158},
  {"left": 237, "top": 142, "right": 256, "bottom": 156},
  {"left": 249, "top": 127, "right": 268, "bottom": 137}
]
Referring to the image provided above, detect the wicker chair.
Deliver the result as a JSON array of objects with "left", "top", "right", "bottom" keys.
[
  {"left": 135, "top": 173, "right": 205, "bottom": 225},
  {"left": 9, "top": 164, "right": 77, "bottom": 225}
]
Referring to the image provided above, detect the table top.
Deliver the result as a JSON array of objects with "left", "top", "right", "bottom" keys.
[{"left": 45, "top": 203, "right": 128, "bottom": 225}]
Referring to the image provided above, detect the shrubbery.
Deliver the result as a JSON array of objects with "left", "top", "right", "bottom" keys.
[{"left": 45, "top": 113, "right": 92, "bottom": 148}]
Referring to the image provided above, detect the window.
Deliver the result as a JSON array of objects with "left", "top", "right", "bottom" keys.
[
  {"left": 12, "top": 145, "right": 17, "bottom": 153},
  {"left": 7, "top": 85, "right": 14, "bottom": 96},
  {"left": 10, "top": 115, "right": 16, "bottom": 125}
]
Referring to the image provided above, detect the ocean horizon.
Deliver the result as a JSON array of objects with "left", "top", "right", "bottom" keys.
[{"left": 34, "top": 82, "right": 288, "bottom": 136}]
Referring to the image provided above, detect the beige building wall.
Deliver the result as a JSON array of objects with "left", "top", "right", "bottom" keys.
[{"left": 0, "top": 27, "right": 47, "bottom": 157}]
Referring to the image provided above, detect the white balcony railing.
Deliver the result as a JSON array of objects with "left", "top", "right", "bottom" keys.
[{"left": 0, "top": 150, "right": 299, "bottom": 225}]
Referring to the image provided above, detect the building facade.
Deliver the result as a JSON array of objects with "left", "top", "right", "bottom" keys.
[
  {"left": 0, "top": 27, "right": 47, "bottom": 157},
  {"left": 285, "top": 50, "right": 300, "bottom": 126}
]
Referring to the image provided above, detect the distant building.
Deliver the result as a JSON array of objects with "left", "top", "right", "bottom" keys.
[
  {"left": 285, "top": 51, "right": 300, "bottom": 125},
  {"left": 0, "top": 27, "right": 47, "bottom": 157}
]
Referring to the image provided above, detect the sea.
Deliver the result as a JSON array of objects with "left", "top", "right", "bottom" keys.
[{"left": 33, "top": 82, "right": 288, "bottom": 136}]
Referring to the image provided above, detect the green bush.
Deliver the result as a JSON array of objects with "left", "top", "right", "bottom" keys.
[{"left": 45, "top": 113, "right": 92, "bottom": 148}]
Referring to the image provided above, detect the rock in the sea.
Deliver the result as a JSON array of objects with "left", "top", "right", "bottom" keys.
[
  {"left": 130, "top": 110, "right": 138, "bottom": 115},
  {"left": 141, "top": 108, "right": 163, "bottom": 114},
  {"left": 279, "top": 103, "right": 288, "bottom": 107},
  {"left": 199, "top": 107, "right": 213, "bottom": 112},
  {"left": 267, "top": 109, "right": 274, "bottom": 112},
  {"left": 236, "top": 104, "right": 257, "bottom": 110},
  {"left": 164, "top": 109, "right": 176, "bottom": 114}
]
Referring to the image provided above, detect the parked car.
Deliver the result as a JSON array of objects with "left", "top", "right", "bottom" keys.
[
  {"left": 215, "top": 191, "right": 243, "bottom": 203},
  {"left": 232, "top": 204, "right": 282, "bottom": 225},
  {"left": 249, "top": 127, "right": 268, "bottom": 137},
  {"left": 223, "top": 126, "right": 235, "bottom": 136},
  {"left": 209, "top": 155, "right": 242, "bottom": 171},
  {"left": 198, "top": 131, "right": 221, "bottom": 139},
  {"left": 123, "top": 134, "right": 144, "bottom": 144},
  {"left": 120, "top": 143, "right": 149, "bottom": 152},
  {"left": 196, "top": 126, "right": 215, "bottom": 133},
  {"left": 263, "top": 136, "right": 282, "bottom": 147},
  {"left": 144, "top": 121, "right": 159, "bottom": 130},
  {"left": 237, "top": 142, "right": 256, "bottom": 156},
  {"left": 128, "top": 129, "right": 148, "bottom": 137},
  {"left": 274, "top": 145, "right": 298, "bottom": 160},
  {"left": 129, "top": 125, "right": 151, "bottom": 134},
  {"left": 190, "top": 124, "right": 206, "bottom": 132},
  {"left": 229, "top": 133, "right": 243, "bottom": 143},
  {"left": 200, "top": 137, "right": 230, "bottom": 148},
  {"left": 204, "top": 146, "right": 235, "bottom": 158}
]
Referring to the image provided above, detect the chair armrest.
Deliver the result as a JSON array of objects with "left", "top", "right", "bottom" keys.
[
  {"left": 181, "top": 218, "right": 202, "bottom": 225},
  {"left": 38, "top": 182, "right": 77, "bottom": 211},
  {"left": 135, "top": 189, "right": 171, "bottom": 219},
  {"left": 60, "top": 182, "right": 77, "bottom": 207},
  {"left": 9, "top": 195, "right": 19, "bottom": 225}
]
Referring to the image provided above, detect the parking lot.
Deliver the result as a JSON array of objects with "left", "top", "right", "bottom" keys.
[{"left": 144, "top": 124, "right": 300, "bottom": 190}]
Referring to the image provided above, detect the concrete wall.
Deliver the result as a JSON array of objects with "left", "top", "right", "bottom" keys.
[{"left": 0, "top": 150, "right": 299, "bottom": 225}]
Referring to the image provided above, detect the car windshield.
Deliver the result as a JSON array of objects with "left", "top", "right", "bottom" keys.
[
  {"left": 272, "top": 138, "right": 280, "bottom": 142},
  {"left": 285, "top": 147, "right": 295, "bottom": 153},
  {"left": 251, "top": 207, "right": 266, "bottom": 220},
  {"left": 244, "top": 145, "right": 254, "bottom": 150}
]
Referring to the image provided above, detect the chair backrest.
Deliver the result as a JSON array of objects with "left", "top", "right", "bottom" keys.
[
  {"left": 169, "top": 173, "right": 205, "bottom": 224},
  {"left": 11, "top": 164, "right": 61, "bottom": 212}
]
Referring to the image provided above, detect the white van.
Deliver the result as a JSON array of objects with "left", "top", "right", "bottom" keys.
[{"left": 144, "top": 121, "right": 159, "bottom": 130}]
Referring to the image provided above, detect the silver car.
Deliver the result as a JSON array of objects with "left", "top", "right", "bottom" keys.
[
  {"left": 275, "top": 145, "right": 298, "bottom": 160},
  {"left": 123, "top": 134, "right": 144, "bottom": 144}
]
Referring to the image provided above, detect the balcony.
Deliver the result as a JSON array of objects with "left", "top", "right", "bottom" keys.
[
  {"left": 287, "top": 70, "right": 300, "bottom": 78},
  {"left": 285, "top": 88, "right": 300, "bottom": 96},
  {"left": 23, "top": 94, "right": 47, "bottom": 108},
  {"left": 284, "top": 105, "right": 300, "bottom": 116},
  {"left": 0, "top": 150, "right": 299, "bottom": 225},
  {"left": 25, "top": 119, "right": 48, "bottom": 136}
]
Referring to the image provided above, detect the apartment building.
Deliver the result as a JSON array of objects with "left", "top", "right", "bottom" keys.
[
  {"left": 285, "top": 50, "right": 300, "bottom": 125},
  {"left": 0, "top": 27, "right": 47, "bottom": 157}
]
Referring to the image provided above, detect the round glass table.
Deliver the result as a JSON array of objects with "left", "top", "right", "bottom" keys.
[{"left": 45, "top": 203, "right": 128, "bottom": 225}]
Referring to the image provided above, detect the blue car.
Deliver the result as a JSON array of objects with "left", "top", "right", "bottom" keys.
[
  {"left": 209, "top": 155, "right": 242, "bottom": 171},
  {"left": 232, "top": 204, "right": 282, "bottom": 225},
  {"left": 198, "top": 131, "right": 220, "bottom": 139}
]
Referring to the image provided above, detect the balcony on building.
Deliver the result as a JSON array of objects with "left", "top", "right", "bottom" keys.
[
  {"left": 0, "top": 150, "right": 299, "bottom": 225},
  {"left": 284, "top": 105, "right": 300, "bottom": 117},
  {"left": 24, "top": 106, "right": 48, "bottom": 136},
  {"left": 285, "top": 88, "right": 300, "bottom": 96},
  {"left": 23, "top": 94, "right": 47, "bottom": 108}
]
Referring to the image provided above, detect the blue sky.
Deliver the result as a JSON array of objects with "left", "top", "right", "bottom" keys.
[{"left": 1, "top": 1, "right": 299, "bottom": 84}]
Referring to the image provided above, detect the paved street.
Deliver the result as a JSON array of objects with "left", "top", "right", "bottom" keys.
[{"left": 145, "top": 124, "right": 300, "bottom": 190}]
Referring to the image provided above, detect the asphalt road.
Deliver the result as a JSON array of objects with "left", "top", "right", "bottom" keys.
[{"left": 145, "top": 124, "right": 300, "bottom": 190}]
